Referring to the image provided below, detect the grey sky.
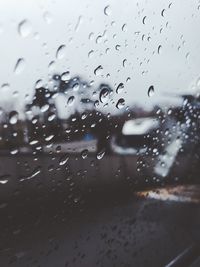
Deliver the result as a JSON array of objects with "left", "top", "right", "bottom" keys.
[{"left": 0, "top": 0, "right": 200, "bottom": 118}]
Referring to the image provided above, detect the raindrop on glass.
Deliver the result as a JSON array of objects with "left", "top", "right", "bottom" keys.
[
  {"left": 18, "top": 19, "right": 32, "bottom": 37},
  {"left": 148, "top": 85, "right": 155, "bottom": 97},
  {"left": 14, "top": 58, "right": 25, "bottom": 75},
  {"left": 158, "top": 45, "right": 162, "bottom": 54},
  {"left": 99, "top": 87, "right": 110, "bottom": 103},
  {"left": 104, "top": 5, "right": 111, "bottom": 16},
  {"left": 116, "top": 83, "right": 124, "bottom": 94},
  {"left": 0, "top": 175, "right": 9, "bottom": 184},
  {"left": 1, "top": 83, "right": 10, "bottom": 91},
  {"left": 43, "top": 12, "right": 52, "bottom": 24},
  {"left": 81, "top": 149, "right": 88, "bottom": 159},
  {"left": 142, "top": 16, "right": 147, "bottom": 25},
  {"left": 94, "top": 65, "right": 103, "bottom": 76},
  {"left": 9, "top": 111, "right": 19, "bottom": 125},
  {"left": 67, "top": 96, "right": 75, "bottom": 106},
  {"left": 59, "top": 154, "right": 69, "bottom": 166},
  {"left": 116, "top": 98, "right": 125, "bottom": 109},
  {"left": 56, "top": 45, "right": 66, "bottom": 59},
  {"left": 96, "top": 149, "right": 105, "bottom": 160}
]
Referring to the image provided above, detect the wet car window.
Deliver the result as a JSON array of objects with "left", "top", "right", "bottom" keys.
[{"left": 0, "top": 0, "right": 200, "bottom": 266}]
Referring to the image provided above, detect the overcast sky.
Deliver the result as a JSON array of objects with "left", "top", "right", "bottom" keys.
[{"left": 0, "top": 0, "right": 200, "bottom": 118}]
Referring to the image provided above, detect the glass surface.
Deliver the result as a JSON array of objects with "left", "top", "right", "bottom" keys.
[{"left": 0, "top": 1, "right": 199, "bottom": 266}]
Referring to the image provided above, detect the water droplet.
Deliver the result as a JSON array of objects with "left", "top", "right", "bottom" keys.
[
  {"left": 59, "top": 154, "right": 69, "bottom": 166},
  {"left": 122, "top": 24, "right": 127, "bottom": 32},
  {"left": 116, "top": 83, "right": 124, "bottom": 94},
  {"left": 10, "top": 148, "right": 19, "bottom": 155},
  {"left": 123, "top": 59, "right": 127, "bottom": 67},
  {"left": 67, "top": 96, "right": 75, "bottom": 106},
  {"left": 9, "top": 111, "right": 19, "bottom": 124},
  {"left": 142, "top": 16, "right": 147, "bottom": 25},
  {"left": 94, "top": 100, "right": 99, "bottom": 107},
  {"left": 81, "top": 149, "right": 88, "bottom": 159},
  {"left": 81, "top": 112, "right": 87, "bottom": 120},
  {"left": 56, "top": 45, "right": 66, "bottom": 59},
  {"left": 88, "top": 50, "right": 94, "bottom": 58},
  {"left": 18, "top": 19, "right": 32, "bottom": 37},
  {"left": 96, "top": 149, "right": 105, "bottom": 160},
  {"left": 41, "top": 104, "right": 49, "bottom": 113},
  {"left": 104, "top": 5, "right": 111, "bottom": 16},
  {"left": 1, "top": 83, "right": 10, "bottom": 91},
  {"left": 115, "top": 44, "right": 121, "bottom": 51},
  {"left": 48, "top": 61, "right": 56, "bottom": 72},
  {"left": 99, "top": 87, "right": 110, "bottom": 103},
  {"left": 48, "top": 113, "right": 56, "bottom": 121},
  {"left": 116, "top": 98, "right": 125, "bottom": 109},
  {"left": 43, "top": 12, "right": 52, "bottom": 24},
  {"left": 148, "top": 85, "right": 154, "bottom": 97},
  {"left": 61, "top": 71, "right": 70, "bottom": 81},
  {"left": 35, "top": 79, "right": 43, "bottom": 88},
  {"left": 94, "top": 65, "right": 103, "bottom": 76},
  {"left": 14, "top": 58, "right": 25, "bottom": 75},
  {"left": 19, "top": 167, "right": 41, "bottom": 182},
  {"left": 0, "top": 175, "right": 10, "bottom": 184},
  {"left": 161, "top": 9, "right": 166, "bottom": 17},
  {"left": 75, "top": 16, "right": 82, "bottom": 32},
  {"left": 158, "top": 45, "right": 162, "bottom": 54},
  {"left": 196, "top": 77, "right": 200, "bottom": 88},
  {"left": 71, "top": 83, "right": 79, "bottom": 92}
]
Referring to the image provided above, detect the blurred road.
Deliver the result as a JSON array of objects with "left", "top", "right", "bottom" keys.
[{"left": 0, "top": 185, "right": 199, "bottom": 267}]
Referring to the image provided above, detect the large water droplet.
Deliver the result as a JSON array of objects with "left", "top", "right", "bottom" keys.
[
  {"left": 14, "top": 58, "right": 25, "bottom": 75},
  {"left": 99, "top": 87, "right": 110, "bottom": 103},
  {"left": 56, "top": 45, "right": 66, "bottom": 59},
  {"left": 9, "top": 111, "right": 19, "bottom": 125},
  {"left": 116, "top": 98, "right": 125, "bottom": 109},
  {"left": 148, "top": 85, "right": 155, "bottom": 97},
  {"left": 94, "top": 65, "right": 103, "bottom": 76},
  {"left": 18, "top": 19, "right": 32, "bottom": 37}
]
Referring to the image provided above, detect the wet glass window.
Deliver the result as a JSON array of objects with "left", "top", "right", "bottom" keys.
[{"left": 0, "top": 1, "right": 200, "bottom": 266}]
